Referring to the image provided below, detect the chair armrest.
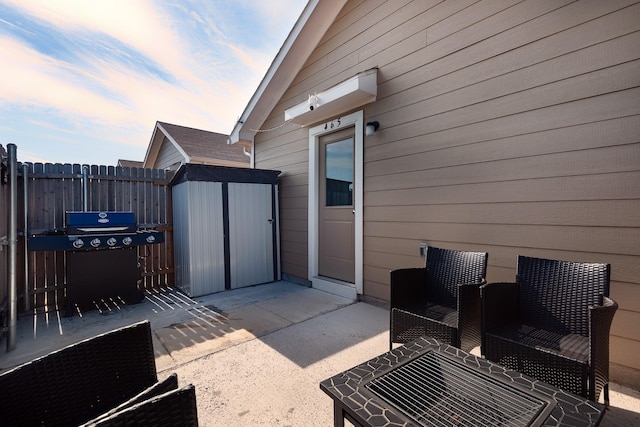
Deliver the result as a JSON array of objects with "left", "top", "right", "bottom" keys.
[
  {"left": 590, "top": 295, "right": 618, "bottom": 319},
  {"left": 481, "top": 282, "right": 518, "bottom": 333},
  {"left": 459, "top": 282, "right": 483, "bottom": 318},
  {"left": 390, "top": 268, "right": 427, "bottom": 309},
  {"left": 590, "top": 296, "right": 618, "bottom": 343},
  {"left": 589, "top": 297, "right": 618, "bottom": 355},
  {"left": 458, "top": 282, "right": 483, "bottom": 351},
  {"left": 588, "top": 296, "right": 618, "bottom": 402}
]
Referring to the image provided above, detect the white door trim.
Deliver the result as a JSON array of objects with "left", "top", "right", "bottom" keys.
[{"left": 308, "top": 110, "right": 363, "bottom": 298}]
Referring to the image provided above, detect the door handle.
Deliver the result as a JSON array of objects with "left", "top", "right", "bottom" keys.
[
  {"left": 352, "top": 210, "right": 355, "bottom": 215},
  {"left": 268, "top": 219, "right": 274, "bottom": 224}
]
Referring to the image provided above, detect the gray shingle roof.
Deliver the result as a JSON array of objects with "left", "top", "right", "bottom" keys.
[{"left": 158, "top": 122, "right": 249, "bottom": 164}]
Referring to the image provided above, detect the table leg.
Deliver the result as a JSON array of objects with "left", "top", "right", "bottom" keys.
[{"left": 333, "top": 402, "right": 345, "bottom": 427}]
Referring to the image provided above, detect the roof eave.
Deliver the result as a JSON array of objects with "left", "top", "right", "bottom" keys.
[
  {"left": 229, "top": 0, "right": 348, "bottom": 145},
  {"left": 143, "top": 121, "right": 192, "bottom": 168},
  {"left": 142, "top": 121, "right": 162, "bottom": 168},
  {"left": 190, "top": 156, "right": 250, "bottom": 168}
]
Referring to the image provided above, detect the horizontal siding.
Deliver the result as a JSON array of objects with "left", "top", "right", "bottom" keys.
[
  {"left": 253, "top": 0, "right": 640, "bottom": 374},
  {"left": 155, "top": 138, "right": 184, "bottom": 170},
  {"left": 365, "top": 200, "right": 640, "bottom": 228},
  {"left": 365, "top": 172, "right": 640, "bottom": 205}
]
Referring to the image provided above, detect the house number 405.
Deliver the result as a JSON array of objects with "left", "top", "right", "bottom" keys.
[{"left": 324, "top": 118, "right": 341, "bottom": 130}]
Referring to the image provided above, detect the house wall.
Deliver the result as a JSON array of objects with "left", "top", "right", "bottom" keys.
[
  {"left": 155, "top": 136, "right": 186, "bottom": 170},
  {"left": 253, "top": 0, "right": 640, "bottom": 378}
]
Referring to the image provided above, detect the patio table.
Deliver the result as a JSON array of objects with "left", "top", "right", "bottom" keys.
[{"left": 320, "top": 337, "right": 604, "bottom": 427}]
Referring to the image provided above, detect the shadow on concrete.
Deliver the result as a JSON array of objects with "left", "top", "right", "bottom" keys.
[
  {"left": 255, "top": 301, "right": 389, "bottom": 368},
  {"left": 601, "top": 405, "right": 640, "bottom": 426},
  {"left": 0, "top": 286, "right": 236, "bottom": 372}
]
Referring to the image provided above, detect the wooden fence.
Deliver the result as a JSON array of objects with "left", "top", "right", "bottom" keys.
[
  {"left": 1, "top": 149, "right": 174, "bottom": 315},
  {"left": 0, "top": 146, "right": 9, "bottom": 318}
]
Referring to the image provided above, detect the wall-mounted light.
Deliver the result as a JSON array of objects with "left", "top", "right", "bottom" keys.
[{"left": 365, "top": 121, "right": 379, "bottom": 136}]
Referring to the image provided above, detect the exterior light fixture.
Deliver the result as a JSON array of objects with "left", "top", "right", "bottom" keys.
[{"left": 365, "top": 121, "right": 379, "bottom": 136}]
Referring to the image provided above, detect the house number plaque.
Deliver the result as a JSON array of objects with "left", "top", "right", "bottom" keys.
[{"left": 324, "top": 117, "right": 342, "bottom": 130}]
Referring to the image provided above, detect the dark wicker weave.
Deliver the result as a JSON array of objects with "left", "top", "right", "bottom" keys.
[
  {"left": 81, "top": 373, "right": 180, "bottom": 425},
  {"left": 0, "top": 321, "right": 158, "bottom": 427},
  {"left": 481, "top": 256, "right": 618, "bottom": 405},
  {"left": 87, "top": 385, "right": 199, "bottom": 427},
  {"left": 389, "top": 246, "right": 488, "bottom": 351}
]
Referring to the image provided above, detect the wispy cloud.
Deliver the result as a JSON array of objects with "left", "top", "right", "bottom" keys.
[{"left": 0, "top": 0, "right": 307, "bottom": 164}]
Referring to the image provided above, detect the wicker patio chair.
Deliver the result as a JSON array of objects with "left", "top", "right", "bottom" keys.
[
  {"left": 81, "top": 373, "right": 180, "bottom": 425},
  {"left": 481, "top": 255, "right": 618, "bottom": 405},
  {"left": 389, "top": 246, "right": 488, "bottom": 351},
  {"left": 86, "top": 385, "right": 199, "bottom": 427},
  {"left": 0, "top": 320, "right": 158, "bottom": 427}
]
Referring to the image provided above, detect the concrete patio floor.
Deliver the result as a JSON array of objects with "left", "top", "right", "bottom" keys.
[{"left": 1, "top": 281, "right": 638, "bottom": 426}]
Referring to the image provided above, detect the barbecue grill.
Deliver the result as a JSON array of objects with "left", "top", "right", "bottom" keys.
[
  {"left": 28, "top": 211, "right": 163, "bottom": 251},
  {"left": 27, "top": 211, "right": 165, "bottom": 315}
]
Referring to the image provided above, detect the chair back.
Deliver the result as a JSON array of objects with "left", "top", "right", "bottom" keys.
[
  {"left": 89, "top": 385, "right": 198, "bottom": 427},
  {"left": 426, "top": 246, "right": 488, "bottom": 307},
  {"left": 0, "top": 321, "right": 157, "bottom": 427},
  {"left": 516, "top": 256, "right": 610, "bottom": 336}
]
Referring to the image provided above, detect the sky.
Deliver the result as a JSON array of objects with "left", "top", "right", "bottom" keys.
[{"left": 0, "top": 0, "right": 307, "bottom": 165}]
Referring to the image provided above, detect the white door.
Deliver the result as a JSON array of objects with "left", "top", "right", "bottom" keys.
[
  {"left": 318, "top": 128, "right": 355, "bottom": 283},
  {"left": 308, "top": 111, "right": 364, "bottom": 298}
]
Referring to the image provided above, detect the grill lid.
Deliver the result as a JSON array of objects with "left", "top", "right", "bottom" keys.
[{"left": 66, "top": 211, "right": 137, "bottom": 234}]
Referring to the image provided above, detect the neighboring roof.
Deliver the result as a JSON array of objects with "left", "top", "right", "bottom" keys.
[
  {"left": 117, "top": 159, "right": 143, "bottom": 168},
  {"left": 229, "top": 0, "right": 348, "bottom": 146},
  {"left": 144, "top": 121, "right": 249, "bottom": 168}
]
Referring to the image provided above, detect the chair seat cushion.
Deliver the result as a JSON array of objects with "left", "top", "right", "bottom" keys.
[
  {"left": 400, "top": 303, "right": 458, "bottom": 327},
  {"left": 488, "top": 323, "right": 589, "bottom": 363}
]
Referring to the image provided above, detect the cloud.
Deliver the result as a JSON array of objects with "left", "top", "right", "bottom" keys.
[
  {"left": 0, "top": 0, "right": 308, "bottom": 165},
  {"left": 2, "top": 0, "right": 196, "bottom": 83},
  {"left": 0, "top": 37, "right": 128, "bottom": 121}
]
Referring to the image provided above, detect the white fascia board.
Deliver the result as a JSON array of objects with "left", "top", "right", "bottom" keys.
[
  {"left": 284, "top": 69, "right": 377, "bottom": 126},
  {"left": 142, "top": 123, "right": 161, "bottom": 168}
]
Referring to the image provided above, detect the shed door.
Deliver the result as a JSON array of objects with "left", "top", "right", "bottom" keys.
[{"left": 228, "top": 183, "right": 275, "bottom": 288}]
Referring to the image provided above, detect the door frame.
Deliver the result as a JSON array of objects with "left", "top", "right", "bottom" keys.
[{"left": 308, "top": 110, "right": 363, "bottom": 297}]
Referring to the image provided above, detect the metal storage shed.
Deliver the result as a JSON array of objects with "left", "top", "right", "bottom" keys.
[{"left": 170, "top": 164, "right": 280, "bottom": 297}]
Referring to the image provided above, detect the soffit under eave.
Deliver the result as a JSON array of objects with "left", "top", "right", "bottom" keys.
[{"left": 190, "top": 157, "right": 250, "bottom": 168}]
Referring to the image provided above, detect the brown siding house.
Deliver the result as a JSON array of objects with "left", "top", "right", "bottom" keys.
[
  {"left": 229, "top": 0, "right": 640, "bottom": 386},
  {"left": 145, "top": 121, "right": 249, "bottom": 170}
]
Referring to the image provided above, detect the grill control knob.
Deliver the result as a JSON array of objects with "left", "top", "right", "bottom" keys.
[
  {"left": 146, "top": 235, "right": 156, "bottom": 243},
  {"left": 72, "top": 239, "right": 84, "bottom": 249},
  {"left": 107, "top": 237, "right": 117, "bottom": 247},
  {"left": 122, "top": 236, "right": 133, "bottom": 246},
  {"left": 90, "top": 238, "right": 101, "bottom": 248}
]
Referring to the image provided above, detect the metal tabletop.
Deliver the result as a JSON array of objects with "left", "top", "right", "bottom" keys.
[{"left": 320, "top": 338, "right": 604, "bottom": 427}]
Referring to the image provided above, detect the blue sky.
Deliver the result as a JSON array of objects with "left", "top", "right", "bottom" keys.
[{"left": 0, "top": 0, "right": 307, "bottom": 165}]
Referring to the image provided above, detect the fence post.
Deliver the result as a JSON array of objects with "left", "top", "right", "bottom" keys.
[
  {"left": 82, "top": 165, "right": 89, "bottom": 211},
  {"left": 23, "top": 163, "right": 29, "bottom": 312},
  {"left": 7, "top": 144, "right": 18, "bottom": 351}
]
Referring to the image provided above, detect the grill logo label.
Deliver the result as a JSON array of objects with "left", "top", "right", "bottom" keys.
[{"left": 98, "top": 212, "right": 109, "bottom": 223}]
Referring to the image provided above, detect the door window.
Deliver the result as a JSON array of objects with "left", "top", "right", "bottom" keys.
[{"left": 325, "top": 138, "right": 353, "bottom": 206}]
